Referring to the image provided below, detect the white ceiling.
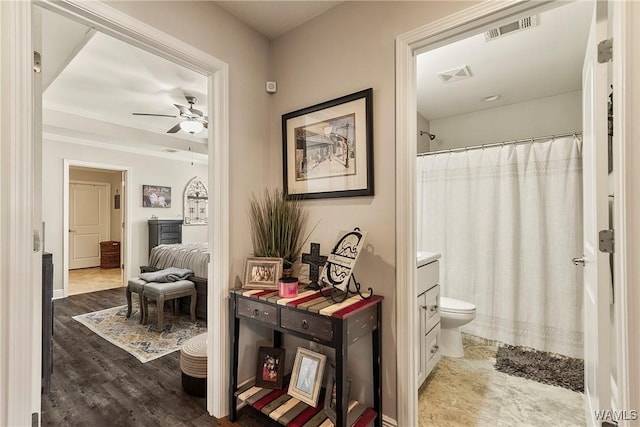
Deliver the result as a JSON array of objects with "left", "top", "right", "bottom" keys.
[
  {"left": 417, "top": 1, "right": 594, "bottom": 121},
  {"left": 214, "top": 1, "right": 342, "bottom": 39}
]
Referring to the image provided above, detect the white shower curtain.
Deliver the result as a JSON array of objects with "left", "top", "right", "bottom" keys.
[{"left": 417, "top": 136, "right": 584, "bottom": 358}]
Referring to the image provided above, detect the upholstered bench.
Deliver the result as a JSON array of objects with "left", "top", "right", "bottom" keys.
[
  {"left": 180, "top": 333, "right": 207, "bottom": 397},
  {"left": 142, "top": 280, "right": 196, "bottom": 330},
  {"left": 126, "top": 278, "right": 151, "bottom": 323}
]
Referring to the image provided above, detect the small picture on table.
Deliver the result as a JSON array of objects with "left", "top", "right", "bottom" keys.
[
  {"left": 255, "top": 347, "right": 285, "bottom": 390},
  {"left": 287, "top": 347, "right": 327, "bottom": 407},
  {"left": 324, "top": 364, "right": 351, "bottom": 423}
]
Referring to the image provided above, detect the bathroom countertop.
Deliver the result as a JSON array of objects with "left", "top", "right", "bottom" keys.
[{"left": 417, "top": 251, "right": 441, "bottom": 267}]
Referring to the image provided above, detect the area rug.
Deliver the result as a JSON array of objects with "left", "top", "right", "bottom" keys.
[
  {"left": 73, "top": 305, "right": 206, "bottom": 363},
  {"left": 494, "top": 344, "right": 584, "bottom": 393}
]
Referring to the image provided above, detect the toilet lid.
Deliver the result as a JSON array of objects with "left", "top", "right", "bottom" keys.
[{"left": 439, "top": 297, "right": 476, "bottom": 313}]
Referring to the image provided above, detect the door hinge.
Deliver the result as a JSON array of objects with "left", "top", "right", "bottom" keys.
[
  {"left": 599, "top": 229, "right": 614, "bottom": 253},
  {"left": 598, "top": 38, "right": 613, "bottom": 63},
  {"left": 33, "top": 51, "right": 42, "bottom": 73}
]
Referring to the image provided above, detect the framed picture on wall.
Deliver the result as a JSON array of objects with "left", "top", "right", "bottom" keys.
[
  {"left": 142, "top": 185, "right": 171, "bottom": 208},
  {"left": 282, "top": 88, "right": 374, "bottom": 200}
]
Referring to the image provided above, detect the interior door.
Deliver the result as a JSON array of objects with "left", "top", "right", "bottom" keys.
[
  {"left": 581, "top": 1, "right": 611, "bottom": 424},
  {"left": 69, "top": 182, "right": 110, "bottom": 269}
]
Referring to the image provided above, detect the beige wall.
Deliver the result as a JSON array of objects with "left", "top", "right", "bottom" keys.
[
  {"left": 270, "top": 1, "right": 473, "bottom": 420},
  {"left": 429, "top": 91, "right": 583, "bottom": 151}
]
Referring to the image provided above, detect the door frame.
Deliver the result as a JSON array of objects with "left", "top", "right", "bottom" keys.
[
  {"left": 1, "top": 0, "right": 230, "bottom": 424},
  {"left": 395, "top": 1, "right": 638, "bottom": 426},
  {"left": 65, "top": 161, "right": 128, "bottom": 296}
]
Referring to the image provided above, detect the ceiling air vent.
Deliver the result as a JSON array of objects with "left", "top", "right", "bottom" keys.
[
  {"left": 484, "top": 16, "right": 538, "bottom": 41},
  {"left": 437, "top": 65, "right": 472, "bottom": 83}
]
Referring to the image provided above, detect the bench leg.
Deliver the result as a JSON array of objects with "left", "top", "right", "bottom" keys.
[
  {"left": 138, "top": 291, "right": 145, "bottom": 324},
  {"left": 142, "top": 293, "right": 149, "bottom": 325},
  {"left": 126, "top": 288, "right": 132, "bottom": 318},
  {"left": 157, "top": 294, "right": 165, "bottom": 331},
  {"left": 190, "top": 292, "right": 196, "bottom": 322}
]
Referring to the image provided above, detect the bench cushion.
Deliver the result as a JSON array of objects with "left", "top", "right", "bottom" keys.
[{"left": 143, "top": 280, "right": 195, "bottom": 297}]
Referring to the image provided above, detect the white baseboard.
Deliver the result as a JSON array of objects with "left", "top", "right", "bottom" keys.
[
  {"left": 382, "top": 414, "right": 397, "bottom": 427},
  {"left": 53, "top": 289, "right": 65, "bottom": 300}
]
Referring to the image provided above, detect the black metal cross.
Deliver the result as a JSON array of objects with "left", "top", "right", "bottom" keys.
[{"left": 301, "top": 243, "right": 327, "bottom": 290}]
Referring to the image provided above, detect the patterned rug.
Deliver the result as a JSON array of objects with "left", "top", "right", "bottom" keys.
[{"left": 73, "top": 305, "right": 207, "bottom": 363}]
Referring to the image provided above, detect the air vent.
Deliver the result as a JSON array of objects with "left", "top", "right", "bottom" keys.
[
  {"left": 162, "top": 148, "right": 178, "bottom": 153},
  {"left": 484, "top": 16, "right": 538, "bottom": 41},
  {"left": 437, "top": 65, "right": 472, "bottom": 83}
]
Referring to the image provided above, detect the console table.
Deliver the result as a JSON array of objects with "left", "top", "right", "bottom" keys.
[{"left": 229, "top": 287, "right": 383, "bottom": 427}]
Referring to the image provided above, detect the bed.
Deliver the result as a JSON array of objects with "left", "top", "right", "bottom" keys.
[{"left": 141, "top": 242, "right": 209, "bottom": 319}]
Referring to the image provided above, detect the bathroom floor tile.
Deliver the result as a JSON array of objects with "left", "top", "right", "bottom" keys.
[{"left": 418, "top": 339, "right": 585, "bottom": 427}]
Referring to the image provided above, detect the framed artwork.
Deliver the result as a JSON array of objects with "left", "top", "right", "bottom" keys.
[
  {"left": 319, "top": 228, "right": 368, "bottom": 291},
  {"left": 282, "top": 88, "right": 373, "bottom": 200},
  {"left": 287, "top": 347, "right": 327, "bottom": 407},
  {"left": 324, "top": 365, "right": 352, "bottom": 424},
  {"left": 243, "top": 257, "right": 283, "bottom": 290},
  {"left": 183, "top": 176, "right": 208, "bottom": 225},
  {"left": 255, "top": 346, "right": 286, "bottom": 390},
  {"left": 142, "top": 185, "right": 171, "bottom": 208}
]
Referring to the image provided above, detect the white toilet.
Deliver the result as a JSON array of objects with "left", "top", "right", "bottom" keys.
[{"left": 439, "top": 296, "right": 476, "bottom": 357}]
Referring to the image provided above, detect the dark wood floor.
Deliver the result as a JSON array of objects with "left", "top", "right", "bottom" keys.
[{"left": 42, "top": 288, "right": 279, "bottom": 427}]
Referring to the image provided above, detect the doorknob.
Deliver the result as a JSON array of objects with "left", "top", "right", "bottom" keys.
[{"left": 572, "top": 257, "right": 585, "bottom": 266}]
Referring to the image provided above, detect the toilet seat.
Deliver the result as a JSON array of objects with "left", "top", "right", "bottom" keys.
[{"left": 439, "top": 297, "right": 476, "bottom": 314}]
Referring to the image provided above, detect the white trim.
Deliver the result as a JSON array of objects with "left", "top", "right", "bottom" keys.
[
  {"left": 64, "top": 160, "right": 130, "bottom": 297},
  {"left": 612, "top": 0, "right": 640, "bottom": 422},
  {"left": 3, "top": 0, "right": 231, "bottom": 421},
  {"left": 0, "top": 1, "right": 39, "bottom": 425},
  {"left": 53, "top": 289, "right": 65, "bottom": 300},
  {"left": 394, "top": 0, "right": 634, "bottom": 425},
  {"left": 44, "top": 132, "right": 209, "bottom": 165}
]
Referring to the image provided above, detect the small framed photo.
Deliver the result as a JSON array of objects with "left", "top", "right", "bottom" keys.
[
  {"left": 282, "top": 88, "right": 373, "bottom": 200},
  {"left": 324, "top": 365, "right": 352, "bottom": 424},
  {"left": 142, "top": 184, "right": 171, "bottom": 208},
  {"left": 243, "top": 257, "right": 283, "bottom": 289},
  {"left": 255, "top": 346, "right": 286, "bottom": 390},
  {"left": 288, "top": 347, "right": 327, "bottom": 407}
]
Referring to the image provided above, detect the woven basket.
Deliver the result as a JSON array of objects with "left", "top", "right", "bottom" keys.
[{"left": 100, "top": 241, "right": 120, "bottom": 269}]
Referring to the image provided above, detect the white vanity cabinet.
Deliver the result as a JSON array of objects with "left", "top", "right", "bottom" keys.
[{"left": 417, "top": 253, "right": 441, "bottom": 386}]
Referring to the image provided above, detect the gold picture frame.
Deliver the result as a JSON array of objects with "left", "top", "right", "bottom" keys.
[{"left": 242, "top": 257, "right": 283, "bottom": 289}]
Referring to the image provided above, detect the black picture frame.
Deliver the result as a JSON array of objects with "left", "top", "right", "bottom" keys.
[
  {"left": 255, "top": 346, "right": 286, "bottom": 390},
  {"left": 282, "top": 88, "right": 374, "bottom": 200}
]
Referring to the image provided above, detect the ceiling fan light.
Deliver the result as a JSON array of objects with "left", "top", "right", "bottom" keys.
[{"left": 179, "top": 120, "right": 204, "bottom": 134}]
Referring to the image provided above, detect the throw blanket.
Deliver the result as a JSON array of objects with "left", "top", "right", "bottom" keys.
[{"left": 139, "top": 267, "right": 193, "bottom": 283}]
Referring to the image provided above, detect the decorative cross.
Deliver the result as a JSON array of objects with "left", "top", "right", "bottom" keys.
[{"left": 301, "top": 243, "right": 327, "bottom": 290}]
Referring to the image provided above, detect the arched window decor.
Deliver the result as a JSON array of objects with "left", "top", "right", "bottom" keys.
[{"left": 183, "top": 176, "right": 208, "bottom": 225}]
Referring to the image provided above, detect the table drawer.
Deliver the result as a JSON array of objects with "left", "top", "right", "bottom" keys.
[
  {"left": 160, "top": 224, "right": 181, "bottom": 233},
  {"left": 160, "top": 232, "right": 180, "bottom": 241},
  {"left": 424, "top": 284, "right": 440, "bottom": 334},
  {"left": 237, "top": 297, "right": 278, "bottom": 326},
  {"left": 281, "top": 308, "right": 333, "bottom": 342}
]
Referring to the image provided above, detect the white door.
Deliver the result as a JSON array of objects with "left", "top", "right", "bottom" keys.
[
  {"left": 581, "top": 1, "right": 611, "bottom": 424},
  {"left": 69, "top": 182, "right": 110, "bottom": 269}
]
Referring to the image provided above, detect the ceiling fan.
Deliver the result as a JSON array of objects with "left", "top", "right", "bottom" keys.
[{"left": 132, "top": 95, "right": 208, "bottom": 135}]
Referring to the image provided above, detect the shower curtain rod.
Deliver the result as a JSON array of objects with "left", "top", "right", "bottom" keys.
[{"left": 417, "top": 131, "right": 582, "bottom": 157}]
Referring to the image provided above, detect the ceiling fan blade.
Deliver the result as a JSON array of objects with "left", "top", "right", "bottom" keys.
[
  {"left": 174, "top": 104, "right": 191, "bottom": 116},
  {"left": 166, "top": 123, "right": 182, "bottom": 134},
  {"left": 132, "top": 113, "right": 177, "bottom": 118},
  {"left": 203, "top": 122, "right": 208, "bottom": 129},
  {"left": 189, "top": 107, "right": 203, "bottom": 117}
]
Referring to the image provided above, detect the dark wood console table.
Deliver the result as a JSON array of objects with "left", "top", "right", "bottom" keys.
[{"left": 229, "top": 288, "right": 383, "bottom": 427}]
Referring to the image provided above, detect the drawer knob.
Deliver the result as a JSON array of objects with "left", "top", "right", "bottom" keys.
[
  {"left": 430, "top": 305, "right": 439, "bottom": 313},
  {"left": 430, "top": 345, "right": 439, "bottom": 355},
  {"left": 253, "top": 309, "right": 259, "bottom": 317},
  {"left": 301, "top": 320, "right": 308, "bottom": 330}
]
